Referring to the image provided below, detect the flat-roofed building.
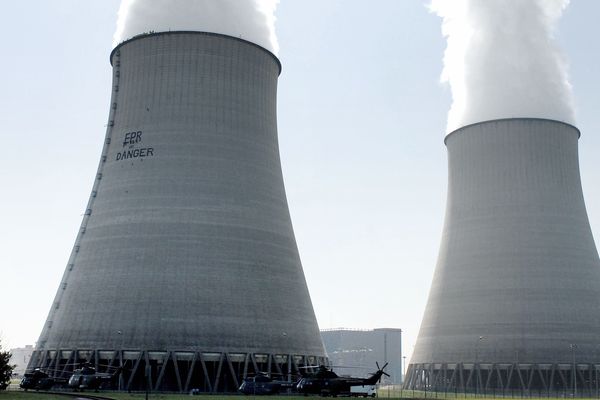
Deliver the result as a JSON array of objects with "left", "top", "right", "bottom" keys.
[
  {"left": 10, "top": 345, "right": 34, "bottom": 377},
  {"left": 321, "top": 328, "right": 402, "bottom": 384}
]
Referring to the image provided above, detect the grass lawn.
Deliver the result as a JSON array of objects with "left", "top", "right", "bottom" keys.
[
  {"left": 107, "top": 396, "right": 314, "bottom": 400},
  {"left": 3, "top": 391, "right": 600, "bottom": 400},
  {"left": 0, "top": 393, "right": 74, "bottom": 400},
  {"left": 0, "top": 394, "right": 315, "bottom": 400}
]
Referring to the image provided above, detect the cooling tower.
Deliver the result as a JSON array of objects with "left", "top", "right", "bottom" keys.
[
  {"left": 405, "top": 118, "right": 600, "bottom": 395},
  {"left": 28, "top": 31, "right": 326, "bottom": 392}
]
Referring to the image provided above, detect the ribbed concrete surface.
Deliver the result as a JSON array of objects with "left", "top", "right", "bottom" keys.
[
  {"left": 411, "top": 119, "right": 600, "bottom": 365},
  {"left": 35, "top": 32, "right": 324, "bottom": 356}
]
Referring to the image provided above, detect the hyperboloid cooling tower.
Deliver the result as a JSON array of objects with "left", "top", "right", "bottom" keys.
[
  {"left": 28, "top": 31, "right": 326, "bottom": 392},
  {"left": 405, "top": 118, "right": 600, "bottom": 394}
]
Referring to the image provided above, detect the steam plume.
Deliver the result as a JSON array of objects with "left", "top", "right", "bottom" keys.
[
  {"left": 114, "top": 0, "right": 279, "bottom": 54},
  {"left": 430, "top": 0, "right": 576, "bottom": 133}
]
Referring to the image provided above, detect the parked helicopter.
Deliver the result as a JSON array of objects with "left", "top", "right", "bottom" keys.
[
  {"left": 20, "top": 368, "right": 67, "bottom": 390},
  {"left": 296, "top": 362, "right": 389, "bottom": 397},
  {"left": 67, "top": 363, "right": 122, "bottom": 391},
  {"left": 238, "top": 372, "right": 296, "bottom": 395}
]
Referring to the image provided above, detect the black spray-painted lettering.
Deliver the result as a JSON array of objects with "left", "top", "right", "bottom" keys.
[
  {"left": 116, "top": 130, "right": 156, "bottom": 162},
  {"left": 116, "top": 148, "right": 154, "bottom": 161},
  {"left": 123, "top": 131, "right": 143, "bottom": 147}
]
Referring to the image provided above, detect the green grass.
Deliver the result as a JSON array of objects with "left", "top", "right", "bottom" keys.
[
  {"left": 3, "top": 391, "right": 600, "bottom": 400},
  {"left": 103, "top": 395, "right": 257, "bottom": 400},
  {"left": 0, "top": 395, "right": 315, "bottom": 400},
  {"left": 0, "top": 393, "right": 75, "bottom": 400},
  {"left": 106, "top": 396, "right": 313, "bottom": 400}
]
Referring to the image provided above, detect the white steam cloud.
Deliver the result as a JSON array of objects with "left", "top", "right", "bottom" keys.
[
  {"left": 430, "top": 0, "right": 576, "bottom": 133},
  {"left": 114, "top": 0, "right": 279, "bottom": 54}
]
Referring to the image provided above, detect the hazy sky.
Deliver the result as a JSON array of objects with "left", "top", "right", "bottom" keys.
[{"left": 2, "top": 1, "right": 600, "bottom": 365}]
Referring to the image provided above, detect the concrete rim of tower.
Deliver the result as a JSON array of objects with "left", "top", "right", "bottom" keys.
[
  {"left": 444, "top": 117, "right": 581, "bottom": 144},
  {"left": 110, "top": 30, "right": 282, "bottom": 75}
]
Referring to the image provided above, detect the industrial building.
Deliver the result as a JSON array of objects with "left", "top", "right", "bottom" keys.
[
  {"left": 405, "top": 119, "right": 600, "bottom": 395},
  {"left": 28, "top": 32, "right": 326, "bottom": 392},
  {"left": 10, "top": 345, "right": 33, "bottom": 377},
  {"left": 321, "top": 328, "right": 402, "bottom": 384}
]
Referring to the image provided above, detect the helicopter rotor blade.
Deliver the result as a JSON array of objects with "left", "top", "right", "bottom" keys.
[
  {"left": 376, "top": 362, "right": 390, "bottom": 377},
  {"left": 97, "top": 364, "right": 125, "bottom": 370}
]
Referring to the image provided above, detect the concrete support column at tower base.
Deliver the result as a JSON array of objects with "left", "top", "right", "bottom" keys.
[
  {"left": 30, "top": 349, "right": 326, "bottom": 393},
  {"left": 404, "top": 362, "right": 600, "bottom": 396}
]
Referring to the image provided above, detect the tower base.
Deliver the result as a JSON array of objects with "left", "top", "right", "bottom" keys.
[
  {"left": 29, "top": 349, "right": 326, "bottom": 392},
  {"left": 404, "top": 362, "right": 600, "bottom": 396}
]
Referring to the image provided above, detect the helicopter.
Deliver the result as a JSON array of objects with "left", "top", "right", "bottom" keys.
[
  {"left": 296, "top": 362, "right": 389, "bottom": 397},
  {"left": 67, "top": 363, "right": 122, "bottom": 391},
  {"left": 238, "top": 372, "right": 296, "bottom": 395},
  {"left": 20, "top": 368, "right": 68, "bottom": 390}
]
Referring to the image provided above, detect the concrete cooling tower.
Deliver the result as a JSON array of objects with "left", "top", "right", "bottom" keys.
[
  {"left": 405, "top": 119, "right": 600, "bottom": 395},
  {"left": 28, "top": 31, "right": 326, "bottom": 392}
]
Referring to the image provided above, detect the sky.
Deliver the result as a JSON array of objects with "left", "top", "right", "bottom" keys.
[{"left": 1, "top": 1, "right": 600, "bottom": 365}]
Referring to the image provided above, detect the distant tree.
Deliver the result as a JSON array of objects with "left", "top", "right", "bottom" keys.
[{"left": 0, "top": 340, "right": 15, "bottom": 390}]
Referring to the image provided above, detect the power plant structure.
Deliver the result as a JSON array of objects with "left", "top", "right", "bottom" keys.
[
  {"left": 405, "top": 118, "right": 600, "bottom": 395},
  {"left": 28, "top": 31, "right": 326, "bottom": 392},
  {"left": 321, "top": 328, "right": 403, "bottom": 384}
]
